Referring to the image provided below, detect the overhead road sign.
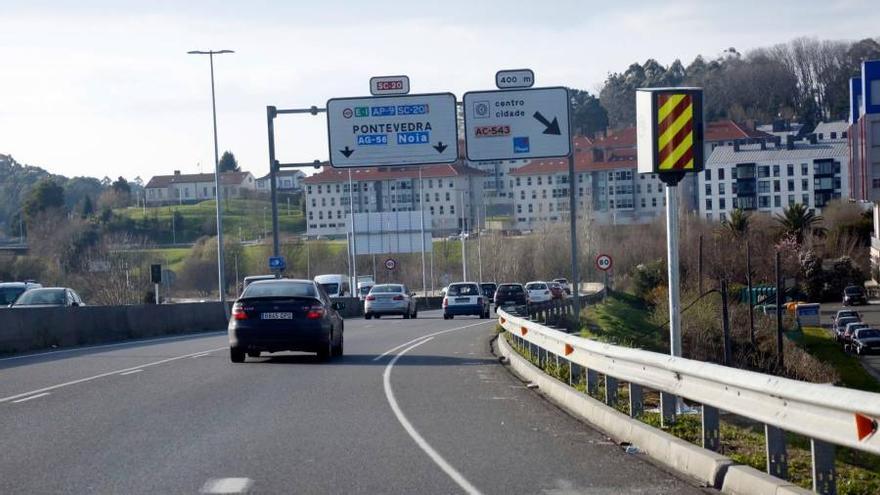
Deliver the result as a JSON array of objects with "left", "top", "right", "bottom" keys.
[
  {"left": 636, "top": 87, "right": 704, "bottom": 182},
  {"left": 327, "top": 93, "right": 459, "bottom": 168},
  {"left": 495, "top": 69, "right": 535, "bottom": 89},
  {"left": 370, "top": 75, "right": 410, "bottom": 96},
  {"left": 463, "top": 86, "right": 570, "bottom": 161}
]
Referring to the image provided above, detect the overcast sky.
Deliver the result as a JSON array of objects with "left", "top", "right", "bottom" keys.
[{"left": 1, "top": 0, "right": 877, "bottom": 181}]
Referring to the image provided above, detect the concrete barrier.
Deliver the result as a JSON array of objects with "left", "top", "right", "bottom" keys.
[{"left": 0, "top": 303, "right": 229, "bottom": 355}]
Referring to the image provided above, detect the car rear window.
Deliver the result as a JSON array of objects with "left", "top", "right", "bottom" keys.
[
  {"left": 845, "top": 287, "right": 864, "bottom": 294},
  {"left": 447, "top": 284, "right": 479, "bottom": 296},
  {"left": 319, "top": 283, "right": 340, "bottom": 294},
  {"left": 857, "top": 329, "right": 880, "bottom": 339},
  {"left": 15, "top": 289, "right": 65, "bottom": 305},
  {"left": 0, "top": 287, "right": 26, "bottom": 305},
  {"left": 371, "top": 285, "right": 403, "bottom": 293},
  {"left": 526, "top": 283, "right": 547, "bottom": 290},
  {"left": 498, "top": 285, "right": 524, "bottom": 294},
  {"left": 243, "top": 282, "right": 317, "bottom": 298}
]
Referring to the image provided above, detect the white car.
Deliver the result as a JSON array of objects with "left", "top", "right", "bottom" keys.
[
  {"left": 525, "top": 281, "right": 552, "bottom": 304},
  {"left": 442, "top": 282, "right": 489, "bottom": 320}
]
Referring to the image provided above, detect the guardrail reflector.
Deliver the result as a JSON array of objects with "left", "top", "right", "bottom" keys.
[
  {"left": 564, "top": 343, "right": 574, "bottom": 356},
  {"left": 856, "top": 413, "right": 878, "bottom": 441},
  {"left": 520, "top": 327, "right": 528, "bottom": 336}
]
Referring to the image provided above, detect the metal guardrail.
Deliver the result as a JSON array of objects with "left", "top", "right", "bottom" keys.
[{"left": 498, "top": 304, "right": 880, "bottom": 495}]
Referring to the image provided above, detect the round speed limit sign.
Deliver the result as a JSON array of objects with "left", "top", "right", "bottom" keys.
[
  {"left": 384, "top": 258, "right": 397, "bottom": 271},
  {"left": 595, "top": 254, "right": 613, "bottom": 271}
]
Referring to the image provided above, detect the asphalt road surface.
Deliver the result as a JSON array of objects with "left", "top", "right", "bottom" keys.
[
  {"left": 1, "top": 310, "right": 707, "bottom": 494},
  {"left": 821, "top": 301, "right": 880, "bottom": 381}
]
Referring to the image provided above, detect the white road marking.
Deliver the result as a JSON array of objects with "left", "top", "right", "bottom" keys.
[
  {"left": 372, "top": 320, "right": 493, "bottom": 361},
  {"left": 0, "top": 347, "right": 226, "bottom": 404},
  {"left": 11, "top": 392, "right": 50, "bottom": 403},
  {"left": 0, "top": 331, "right": 225, "bottom": 362},
  {"left": 200, "top": 477, "right": 253, "bottom": 494},
  {"left": 191, "top": 352, "right": 212, "bottom": 358},
  {"left": 119, "top": 369, "right": 144, "bottom": 376},
  {"left": 383, "top": 337, "right": 483, "bottom": 495}
]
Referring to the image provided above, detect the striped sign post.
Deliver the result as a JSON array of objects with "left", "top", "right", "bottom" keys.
[{"left": 636, "top": 87, "right": 704, "bottom": 388}]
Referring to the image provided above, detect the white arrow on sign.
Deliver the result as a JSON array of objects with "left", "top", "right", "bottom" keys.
[
  {"left": 462, "top": 86, "right": 570, "bottom": 161},
  {"left": 326, "top": 93, "right": 459, "bottom": 168}
]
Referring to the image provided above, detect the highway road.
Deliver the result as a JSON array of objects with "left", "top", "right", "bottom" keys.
[
  {"left": 0, "top": 310, "right": 706, "bottom": 494},
  {"left": 821, "top": 301, "right": 880, "bottom": 381}
]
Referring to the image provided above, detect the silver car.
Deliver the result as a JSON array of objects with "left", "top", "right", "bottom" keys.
[{"left": 364, "top": 284, "right": 417, "bottom": 320}]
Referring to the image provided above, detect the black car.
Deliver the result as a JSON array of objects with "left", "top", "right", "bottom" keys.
[
  {"left": 493, "top": 283, "right": 527, "bottom": 313},
  {"left": 843, "top": 285, "right": 867, "bottom": 306},
  {"left": 228, "top": 279, "right": 345, "bottom": 363},
  {"left": 851, "top": 328, "right": 880, "bottom": 355},
  {"left": 11, "top": 287, "right": 84, "bottom": 308}
]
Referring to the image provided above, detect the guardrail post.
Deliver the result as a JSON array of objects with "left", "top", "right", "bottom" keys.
[
  {"left": 569, "top": 363, "right": 580, "bottom": 386},
  {"left": 765, "top": 424, "right": 788, "bottom": 480},
  {"left": 811, "top": 439, "right": 836, "bottom": 495},
  {"left": 604, "top": 375, "right": 618, "bottom": 406},
  {"left": 701, "top": 405, "right": 720, "bottom": 452},
  {"left": 586, "top": 369, "right": 599, "bottom": 397},
  {"left": 628, "top": 383, "right": 643, "bottom": 418},
  {"left": 660, "top": 392, "right": 676, "bottom": 427}
]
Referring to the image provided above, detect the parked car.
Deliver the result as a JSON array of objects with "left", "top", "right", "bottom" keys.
[
  {"left": 525, "top": 281, "right": 553, "bottom": 305},
  {"left": 548, "top": 282, "right": 565, "bottom": 300},
  {"left": 11, "top": 287, "right": 83, "bottom": 308},
  {"left": 0, "top": 281, "right": 42, "bottom": 306},
  {"left": 834, "top": 316, "right": 861, "bottom": 341},
  {"left": 843, "top": 285, "right": 867, "bottom": 306},
  {"left": 833, "top": 309, "right": 861, "bottom": 326},
  {"left": 364, "top": 284, "right": 417, "bottom": 320},
  {"left": 843, "top": 322, "right": 870, "bottom": 346},
  {"left": 553, "top": 278, "right": 571, "bottom": 295},
  {"left": 851, "top": 328, "right": 880, "bottom": 355},
  {"left": 228, "top": 279, "right": 345, "bottom": 362},
  {"left": 480, "top": 282, "right": 498, "bottom": 301},
  {"left": 493, "top": 283, "right": 527, "bottom": 313},
  {"left": 442, "top": 282, "right": 489, "bottom": 319}
]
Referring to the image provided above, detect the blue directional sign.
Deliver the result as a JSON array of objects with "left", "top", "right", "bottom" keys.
[{"left": 268, "top": 256, "right": 286, "bottom": 271}]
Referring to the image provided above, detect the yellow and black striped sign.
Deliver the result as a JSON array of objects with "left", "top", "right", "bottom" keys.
[
  {"left": 657, "top": 93, "right": 696, "bottom": 171},
  {"left": 636, "top": 88, "right": 703, "bottom": 177}
]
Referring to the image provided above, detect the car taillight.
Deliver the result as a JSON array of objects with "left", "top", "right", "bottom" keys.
[
  {"left": 442, "top": 298, "right": 448, "bottom": 308},
  {"left": 366, "top": 295, "right": 376, "bottom": 301},
  {"left": 232, "top": 303, "right": 250, "bottom": 320},
  {"left": 306, "top": 306, "right": 325, "bottom": 319},
  {"left": 393, "top": 295, "right": 404, "bottom": 301},
  {"left": 477, "top": 297, "right": 483, "bottom": 305}
]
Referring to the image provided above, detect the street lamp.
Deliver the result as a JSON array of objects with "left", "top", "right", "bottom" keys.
[{"left": 188, "top": 49, "right": 233, "bottom": 310}]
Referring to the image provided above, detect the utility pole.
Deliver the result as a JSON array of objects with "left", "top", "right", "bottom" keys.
[
  {"left": 460, "top": 191, "right": 467, "bottom": 281},
  {"left": 721, "top": 278, "right": 731, "bottom": 366},
  {"left": 775, "top": 251, "right": 785, "bottom": 370},
  {"left": 348, "top": 169, "right": 358, "bottom": 291},
  {"left": 188, "top": 48, "right": 233, "bottom": 310},
  {"left": 747, "top": 240, "right": 755, "bottom": 345},
  {"left": 698, "top": 234, "right": 704, "bottom": 295},
  {"left": 477, "top": 203, "right": 483, "bottom": 284},
  {"left": 419, "top": 167, "right": 427, "bottom": 295}
]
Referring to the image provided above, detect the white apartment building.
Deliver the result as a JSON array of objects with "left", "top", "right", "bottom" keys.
[
  {"left": 144, "top": 171, "right": 256, "bottom": 205},
  {"left": 255, "top": 170, "right": 306, "bottom": 193},
  {"left": 302, "top": 164, "right": 487, "bottom": 238},
  {"left": 699, "top": 135, "right": 849, "bottom": 221}
]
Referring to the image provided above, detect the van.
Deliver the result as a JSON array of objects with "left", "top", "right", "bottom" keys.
[{"left": 314, "top": 274, "right": 351, "bottom": 298}]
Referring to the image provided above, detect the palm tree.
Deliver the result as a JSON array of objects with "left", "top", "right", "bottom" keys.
[
  {"left": 718, "top": 208, "right": 750, "bottom": 238},
  {"left": 775, "top": 203, "right": 825, "bottom": 244}
]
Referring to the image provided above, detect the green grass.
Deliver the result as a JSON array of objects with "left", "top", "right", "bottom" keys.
[
  {"left": 580, "top": 292, "right": 665, "bottom": 351},
  {"left": 115, "top": 199, "right": 305, "bottom": 243},
  {"left": 793, "top": 327, "right": 880, "bottom": 393}
]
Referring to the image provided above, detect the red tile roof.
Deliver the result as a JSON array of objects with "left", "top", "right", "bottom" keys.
[
  {"left": 705, "top": 120, "right": 772, "bottom": 142},
  {"left": 146, "top": 171, "right": 252, "bottom": 188},
  {"left": 302, "top": 163, "right": 488, "bottom": 184}
]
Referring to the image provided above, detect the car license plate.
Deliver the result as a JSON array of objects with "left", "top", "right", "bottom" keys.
[
  {"left": 261, "top": 312, "right": 292, "bottom": 320},
  {"left": 455, "top": 297, "right": 469, "bottom": 303}
]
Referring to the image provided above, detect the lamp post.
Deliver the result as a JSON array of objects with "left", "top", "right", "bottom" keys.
[{"left": 188, "top": 49, "right": 233, "bottom": 310}]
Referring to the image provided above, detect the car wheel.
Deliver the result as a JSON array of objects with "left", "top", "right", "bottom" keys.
[
  {"left": 332, "top": 333, "right": 344, "bottom": 357},
  {"left": 375, "top": 315, "right": 381, "bottom": 319},
  {"left": 317, "top": 338, "right": 332, "bottom": 361},
  {"left": 412, "top": 309, "right": 418, "bottom": 319},
  {"left": 230, "top": 347, "right": 245, "bottom": 363},
  {"left": 365, "top": 313, "right": 372, "bottom": 320},
  {"left": 247, "top": 350, "right": 261, "bottom": 358},
  {"left": 403, "top": 311, "right": 410, "bottom": 319},
  {"left": 447, "top": 314, "right": 454, "bottom": 320}
]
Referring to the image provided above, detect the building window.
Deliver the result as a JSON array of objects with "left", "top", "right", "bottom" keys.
[
  {"left": 718, "top": 168, "right": 725, "bottom": 180},
  {"left": 788, "top": 195, "right": 795, "bottom": 205},
  {"left": 515, "top": 177, "right": 521, "bottom": 186},
  {"left": 757, "top": 181, "right": 770, "bottom": 194},
  {"left": 772, "top": 165, "right": 780, "bottom": 177},
  {"left": 641, "top": 198, "right": 646, "bottom": 208},
  {"left": 802, "top": 194, "right": 810, "bottom": 206},
  {"left": 445, "top": 192, "right": 450, "bottom": 201},
  {"left": 801, "top": 163, "right": 808, "bottom": 175},
  {"left": 430, "top": 206, "right": 435, "bottom": 215},
  {"left": 705, "top": 169, "right": 712, "bottom": 181},
  {"left": 758, "top": 166, "right": 770, "bottom": 178},
  {"left": 537, "top": 177, "right": 542, "bottom": 185},
  {"left": 439, "top": 206, "right": 444, "bottom": 215},
  {"left": 435, "top": 193, "right": 440, "bottom": 202},
  {"left": 311, "top": 199, "right": 316, "bottom": 207},
  {"left": 719, "top": 183, "right": 726, "bottom": 195},
  {"left": 542, "top": 190, "right": 547, "bottom": 199},
  {"left": 704, "top": 184, "right": 711, "bottom": 196},
  {"left": 520, "top": 191, "right": 525, "bottom": 200},
  {"left": 719, "top": 198, "right": 726, "bottom": 209},
  {"left": 647, "top": 183, "right": 652, "bottom": 193},
  {"left": 787, "top": 179, "right": 794, "bottom": 191},
  {"left": 787, "top": 164, "right": 794, "bottom": 176},
  {"left": 450, "top": 205, "right": 455, "bottom": 215},
  {"left": 774, "top": 196, "right": 781, "bottom": 208},
  {"left": 517, "top": 205, "right": 522, "bottom": 213},
  {"left": 758, "top": 196, "right": 770, "bottom": 208},
  {"left": 802, "top": 179, "right": 809, "bottom": 190},
  {"left": 773, "top": 181, "right": 780, "bottom": 193},
  {"left": 652, "top": 197, "right": 657, "bottom": 207},
  {"left": 528, "top": 204, "right": 533, "bottom": 213},
  {"left": 425, "top": 193, "right": 430, "bottom": 203},
  {"left": 705, "top": 198, "right": 712, "bottom": 210}
]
